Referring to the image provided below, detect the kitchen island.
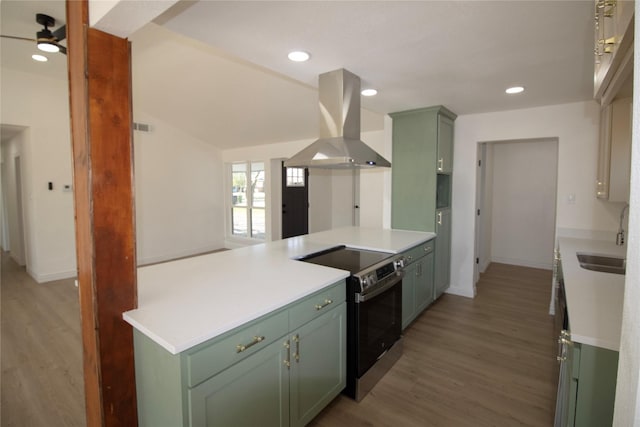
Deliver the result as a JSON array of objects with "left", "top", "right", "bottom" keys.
[
  {"left": 124, "top": 226, "right": 435, "bottom": 354},
  {"left": 123, "top": 226, "right": 435, "bottom": 427}
]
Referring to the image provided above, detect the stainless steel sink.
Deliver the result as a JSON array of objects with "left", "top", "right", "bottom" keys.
[{"left": 576, "top": 252, "right": 626, "bottom": 275}]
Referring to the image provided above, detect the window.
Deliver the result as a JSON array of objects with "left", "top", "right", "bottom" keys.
[
  {"left": 231, "top": 162, "right": 265, "bottom": 239},
  {"left": 286, "top": 167, "right": 306, "bottom": 187}
]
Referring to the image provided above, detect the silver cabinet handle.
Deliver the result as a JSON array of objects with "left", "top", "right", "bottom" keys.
[
  {"left": 424, "top": 246, "right": 432, "bottom": 254},
  {"left": 437, "top": 211, "right": 443, "bottom": 225},
  {"left": 236, "top": 335, "right": 265, "bottom": 353},
  {"left": 437, "top": 158, "right": 444, "bottom": 171},
  {"left": 284, "top": 339, "right": 291, "bottom": 369},
  {"left": 314, "top": 299, "right": 333, "bottom": 310},
  {"left": 293, "top": 334, "right": 300, "bottom": 363}
]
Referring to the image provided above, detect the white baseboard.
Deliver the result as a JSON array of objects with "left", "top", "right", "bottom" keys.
[
  {"left": 491, "top": 256, "right": 552, "bottom": 270},
  {"left": 445, "top": 284, "right": 476, "bottom": 299},
  {"left": 29, "top": 268, "right": 77, "bottom": 284},
  {"left": 138, "top": 244, "right": 226, "bottom": 266}
]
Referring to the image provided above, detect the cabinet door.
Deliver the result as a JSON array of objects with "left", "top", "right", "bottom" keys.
[
  {"left": 434, "top": 209, "right": 451, "bottom": 298},
  {"left": 290, "top": 302, "right": 346, "bottom": 427},
  {"left": 189, "top": 339, "right": 290, "bottom": 427},
  {"left": 401, "top": 262, "right": 417, "bottom": 330},
  {"left": 437, "top": 114, "right": 454, "bottom": 174},
  {"left": 415, "top": 253, "right": 435, "bottom": 313},
  {"left": 391, "top": 111, "right": 438, "bottom": 232}
]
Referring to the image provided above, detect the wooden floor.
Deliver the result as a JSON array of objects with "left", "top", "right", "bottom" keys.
[
  {"left": 1, "top": 255, "right": 555, "bottom": 427},
  {"left": 310, "top": 263, "right": 556, "bottom": 427},
  {"left": 1, "top": 251, "right": 85, "bottom": 427}
]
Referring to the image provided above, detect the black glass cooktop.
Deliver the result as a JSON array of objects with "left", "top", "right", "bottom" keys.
[{"left": 299, "top": 245, "right": 392, "bottom": 274}]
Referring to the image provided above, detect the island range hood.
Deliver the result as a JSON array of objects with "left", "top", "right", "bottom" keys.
[{"left": 284, "top": 68, "right": 391, "bottom": 169}]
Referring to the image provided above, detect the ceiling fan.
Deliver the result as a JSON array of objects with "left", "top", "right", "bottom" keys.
[{"left": 1, "top": 13, "right": 67, "bottom": 55}]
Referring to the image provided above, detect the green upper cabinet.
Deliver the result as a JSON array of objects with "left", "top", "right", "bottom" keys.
[
  {"left": 437, "top": 115, "right": 454, "bottom": 174},
  {"left": 390, "top": 106, "right": 457, "bottom": 232}
]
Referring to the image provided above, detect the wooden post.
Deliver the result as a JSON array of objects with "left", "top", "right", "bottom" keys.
[{"left": 66, "top": 1, "right": 138, "bottom": 425}]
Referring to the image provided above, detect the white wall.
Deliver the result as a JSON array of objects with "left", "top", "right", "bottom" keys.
[
  {"left": 132, "top": 111, "right": 226, "bottom": 265},
  {"left": 0, "top": 68, "right": 76, "bottom": 282},
  {"left": 222, "top": 129, "right": 389, "bottom": 240},
  {"left": 612, "top": 3, "right": 640, "bottom": 422},
  {"left": 489, "top": 139, "right": 558, "bottom": 269},
  {"left": 453, "top": 101, "right": 623, "bottom": 298}
]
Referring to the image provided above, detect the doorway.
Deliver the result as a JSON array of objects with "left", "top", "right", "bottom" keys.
[
  {"left": 474, "top": 138, "right": 558, "bottom": 283},
  {"left": 281, "top": 162, "right": 309, "bottom": 238}
]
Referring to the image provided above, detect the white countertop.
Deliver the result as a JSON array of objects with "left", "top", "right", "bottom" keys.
[
  {"left": 123, "top": 227, "right": 435, "bottom": 354},
  {"left": 559, "top": 237, "right": 627, "bottom": 351}
]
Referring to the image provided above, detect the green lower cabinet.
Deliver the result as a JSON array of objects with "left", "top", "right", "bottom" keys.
[
  {"left": 290, "top": 304, "right": 346, "bottom": 426},
  {"left": 568, "top": 343, "right": 619, "bottom": 427},
  {"left": 189, "top": 339, "right": 290, "bottom": 427},
  {"left": 401, "top": 241, "right": 435, "bottom": 330},
  {"left": 434, "top": 208, "right": 451, "bottom": 299},
  {"left": 134, "top": 281, "right": 346, "bottom": 427}
]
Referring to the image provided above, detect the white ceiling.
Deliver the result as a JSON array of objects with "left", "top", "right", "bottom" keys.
[{"left": 1, "top": 0, "right": 597, "bottom": 150}]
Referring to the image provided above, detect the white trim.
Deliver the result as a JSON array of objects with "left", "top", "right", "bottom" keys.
[
  {"left": 137, "top": 244, "right": 226, "bottom": 267},
  {"left": 490, "top": 256, "right": 552, "bottom": 271},
  {"left": 28, "top": 267, "right": 77, "bottom": 284},
  {"left": 445, "top": 284, "right": 476, "bottom": 298}
]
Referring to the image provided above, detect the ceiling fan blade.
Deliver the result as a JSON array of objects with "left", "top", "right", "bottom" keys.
[
  {"left": 58, "top": 45, "right": 67, "bottom": 55},
  {"left": 52, "top": 25, "right": 66, "bottom": 42},
  {"left": 1, "top": 34, "right": 36, "bottom": 42}
]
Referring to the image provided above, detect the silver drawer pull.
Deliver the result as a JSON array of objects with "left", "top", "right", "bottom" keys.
[
  {"left": 314, "top": 299, "right": 333, "bottom": 310},
  {"left": 236, "top": 335, "right": 265, "bottom": 353},
  {"left": 424, "top": 246, "right": 433, "bottom": 254}
]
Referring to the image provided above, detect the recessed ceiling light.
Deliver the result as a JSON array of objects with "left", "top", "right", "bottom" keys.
[
  {"left": 31, "top": 54, "right": 48, "bottom": 62},
  {"left": 361, "top": 89, "right": 378, "bottom": 97},
  {"left": 288, "top": 51, "right": 310, "bottom": 62},
  {"left": 505, "top": 86, "right": 525, "bottom": 94}
]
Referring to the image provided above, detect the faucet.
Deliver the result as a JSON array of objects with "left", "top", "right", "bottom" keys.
[{"left": 616, "top": 203, "right": 629, "bottom": 246}]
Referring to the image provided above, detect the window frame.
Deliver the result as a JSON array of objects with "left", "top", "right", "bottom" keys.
[{"left": 227, "top": 161, "right": 267, "bottom": 243}]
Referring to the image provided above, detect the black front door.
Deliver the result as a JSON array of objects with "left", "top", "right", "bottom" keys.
[{"left": 282, "top": 163, "right": 309, "bottom": 238}]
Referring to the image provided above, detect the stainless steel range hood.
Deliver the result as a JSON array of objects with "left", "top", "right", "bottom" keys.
[{"left": 284, "top": 69, "right": 391, "bottom": 169}]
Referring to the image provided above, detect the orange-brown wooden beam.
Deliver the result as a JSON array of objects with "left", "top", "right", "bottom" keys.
[{"left": 66, "top": 1, "right": 138, "bottom": 425}]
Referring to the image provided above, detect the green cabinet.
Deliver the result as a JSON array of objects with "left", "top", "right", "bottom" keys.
[
  {"left": 189, "top": 338, "right": 290, "bottom": 427},
  {"left": 134, "top": 280, "right": 346, "bottom": 427},
  {"left": 434, "top": 208, "right": 451, "bottom": 299},
  {"left": 556, "top": 334, "right": 619, "bottom": 427},
  {"left": 400, "top": 240, "right": 435, "bottom": 329},
  {"left": 567, "top": 343, "right": 618, "bottom": 427},
  {"left": 391, "top": 106, "right": 456, "bottom": 300}
]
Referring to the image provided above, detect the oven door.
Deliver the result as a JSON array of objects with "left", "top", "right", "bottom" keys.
[{"left": 354, "top": 274, "right": 403, "bottom": 378}]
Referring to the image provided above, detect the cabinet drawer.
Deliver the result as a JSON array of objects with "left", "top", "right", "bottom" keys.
[
  {"left": 402, "top": 240, "right": 435, "bottom": 266},
  {"left": 186, "top": 310, "right": 289, "bottom": 387},
  {"left": 289, "top": 280, "right": 346, "bottom": 331}
]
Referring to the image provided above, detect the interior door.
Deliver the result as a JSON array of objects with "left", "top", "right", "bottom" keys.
[{"left": 282, "top": 163, "right": 309, "bottom": 238}]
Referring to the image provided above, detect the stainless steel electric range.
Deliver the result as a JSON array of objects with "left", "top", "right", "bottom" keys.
[{"left": 299, "top": 245, "right": 405, "bottom": 401}]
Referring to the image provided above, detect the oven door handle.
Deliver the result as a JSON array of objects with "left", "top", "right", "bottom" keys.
[{"left": 356, "top": 271, "right": 404, "bottom": 303}]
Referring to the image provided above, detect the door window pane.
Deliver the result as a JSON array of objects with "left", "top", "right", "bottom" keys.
[{"left": 286, "top": 168, "right": 305, "bottom": 187}]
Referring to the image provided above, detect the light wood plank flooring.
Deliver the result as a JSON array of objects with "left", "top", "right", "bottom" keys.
[
  {"left": 1, "top": 251, "right": 85, "bottom": 427},
  {"left": 310, "top": 263, "right": 556, "bottom": 427},
  {"left": 2, "top": 255, "right": 555, "bottom": 426}
]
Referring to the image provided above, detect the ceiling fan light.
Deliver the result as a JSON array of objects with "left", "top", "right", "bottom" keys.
[
  {"left": 37, "top": 41, "right": 59, "bottom": 53},
  {"left": 36, "top": 28, "right": 59, "bottom": 53},
  {"left": 32, "top": 54, "right": 48, "bottom": 62}
]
